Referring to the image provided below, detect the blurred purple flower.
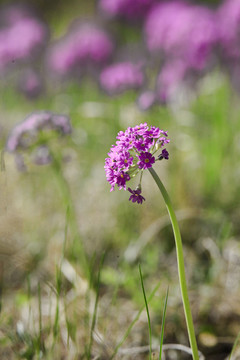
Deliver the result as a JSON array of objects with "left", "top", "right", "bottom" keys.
[
  {"left": 18, "top": 69, "right": 43, "bottom": 99},
  {"left": 99, "top": 0, "right": 156, "bottom": 21},
  {"left": 100, "top": 61, "right": 144, "bottom": 94},
  {"left": 47, "top": 22, "right": 114, "bottom": 75},
  {"left": 217, "top": 0, "right": 240, "bottom": 60},
  {"left": 137, "top": 90, "right": 156, "bottom": 111},
  {"left": 144, "top": 1, "right": 218, "bottom": 70},
  {"left": 6, "top": 111, "right": 71, "bottom": 153},
  {"left": 156, "top": 60, "right": 187, "bottom": 103},
  {"left": 0, "top": 6, "right": 48, "bottom": 69}
]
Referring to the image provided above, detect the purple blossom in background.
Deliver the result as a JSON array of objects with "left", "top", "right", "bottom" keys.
[
  {"left": 144, "top": 1, "right": 218, "bottom": 70},
  {"left": 100, "top": 61, "right": 144, "bottom": 94},
  {"left": 128, "top": 187, "right": 145, "bottom": 204},
  {"left": 47, "top": 22, "right": 114, "bottom": 75},
  {"left": 0, "top": 5, "right": 48, "bottom": 70},
  {"left": 105, "top": 123, "right": 169, "bottom": 203},
  {"left": 217, "top": 0, "right": 240, "bottom": 60},
  {"left": 18, "top": 69, "right": 42, "bottom": 98},
  {"left": 137, "top": 90, "right": 156, "bottom": 111},
  {"left": 6, "top": 111, "right": 71, "bottom": 157},
  {"left": 99, "top": 0, "right": 156, "bottom": 21},
  {"left": 156, "top": 60, "right": 187, "bottom": 103}
]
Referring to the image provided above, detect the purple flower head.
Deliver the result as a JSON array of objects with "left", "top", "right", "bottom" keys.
[
  {"left": 137, "top": 90, "right": 156, "bottom": 111},
  {"left": 156, "top": 60, "right": 187, "bottom": 103},
  {"left": 105, "top": 123, "right": 169, "bottom": 203},
  {"left": 6, "top": 111, "right": 72, "bottom": 169},
  {"left": 100, "top": 61, "right": 144, "bottom": 94},
  {"left": 99, "top": 0, "right": 156, "bottom": 21},
  {"left": 0, "top": 5, "right": 48, "bottom": 69},
  {"left": 18, "top": 69, "right": 42, "bottom": 99},
  {"left": 128, "top": 187, "right": 145, "bottom": 204},
  {"left": 6, "top": 111, "right": 71, "bottom": 153},
  {"left": 47, "top": 22, "right": 114, "bottom": 76},
  {"left": 144, "top": 1, "right": 217, "bottom": 70},
  {"left": 217, "top": 0, "right": 240, "bottom": 60}
]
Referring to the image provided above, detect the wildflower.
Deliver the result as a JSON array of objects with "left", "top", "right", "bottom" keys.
[
  {"left": 158, "top": 149, "right": 169, "bottom": 160},
  {"left": 217, "top": 0, "right": 240, "bottom": 60},
  {"left": 155, "top": 60, "right": 188, "bottom": 103},
  {"left": 100, "top": 62, "right": 144, "bottom": 94},
  {"left": 99, "top": 0, "right": 156, "bottom": 21},
  {"left": 6, "top": 111, "right": 71, "bottom": 170},
  {"left": 137, "top": 151, "right": 155, "bottom": 169},
  {"left": 144, "top": 1, "right": 217, "bottom": 70},
  {"left": 137, "top": 90, "right": 156, "bottom": 111},
  {"left": 0, "top": 5, "right": 48, "bottom": 70},
  {"left": 18, "top": 69, "right": 42, "bottom": 99},
  {"left": 105, "top": 123, "right": 169, "bottom": 203},
  {"left": 47, "top": 22, "right": 114, "bottom": 76},
  {"left": 128, "top": 187, "right": 145, "bottom": 204}
]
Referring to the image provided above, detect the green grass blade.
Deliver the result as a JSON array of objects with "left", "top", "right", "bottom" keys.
[
  {"left": 159, "top": 286, "right": 169, "bottom": 360},
  {"left": 27, "top": 276, "right": 31, "bottom": 328},
  {"left": 229, "top": 330, "right": 240, "bottom": 360},
  {"left": 87, "top": 252, "right": 105, "bottom": 359},
  {"left": 53, "top": 269, "right": 60, "bottom": 340},
  {"left": 110, "top": 281, "right": 161, "bottom": 360},
  {"left": 62, "top": 206, "right": 69, "bottom": 259},
  {"left": 139, "top": 263, "right": 152, "bottom": 360},
  {"left": 37, "top": 282, "right": 45, "bottom": 356}
]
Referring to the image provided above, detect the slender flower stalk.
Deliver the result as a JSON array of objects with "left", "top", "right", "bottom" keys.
[
  {"left": 105, "top": 124, "right": 200, "bottom": 359},
  {"left": 148, "top": 167, "right": 199, "bottom": 360}
]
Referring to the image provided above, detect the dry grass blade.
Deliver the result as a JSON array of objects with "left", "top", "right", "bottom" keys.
[{"left": 119, "top": 343, "right": 205, "bottom": 359}]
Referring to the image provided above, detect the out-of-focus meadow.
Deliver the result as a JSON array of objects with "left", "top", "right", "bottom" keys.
[{"left": 0, "top": 0, "right": 240, "bottom": 359}]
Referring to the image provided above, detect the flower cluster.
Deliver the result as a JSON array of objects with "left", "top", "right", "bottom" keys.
[
  {"left": 47, "top": 22, "right": 114, "bottom": 76},
  {"left": 105, "top": 123, "right": 169, "bottom": 204},
  {"left": 6, "top": 111, "right": 71, "bottom": 153},
  {"left": 99, "top": 0, "right": 156, "bottom": 21},
  {"left": 144, "top": 2, "right": 217, "bottom": 71},
  {"left": 6, "top": 111, "right": 72, "bottom": 170},
  {"left": 100, "top": 61, "right": 144, "bottom": 94},
  {"left": 0, "top": 5, "right": 48, "bottom": 70}
]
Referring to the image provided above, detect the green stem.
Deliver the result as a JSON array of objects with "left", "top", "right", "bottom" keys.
[
  {"left": 148, "top": 167, "right": 199, "bottom": 360},
  {"left": 50, "top": 152, "right": 90, "bottom": 279}
]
